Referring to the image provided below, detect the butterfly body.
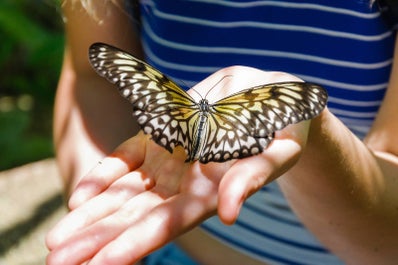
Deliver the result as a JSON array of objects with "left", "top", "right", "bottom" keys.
[
  {"left": 89, "top": 43, "right": 328, "bottom": 163},
  {"left": 190, "top": 101, "right": 210, "bottom": 161}
]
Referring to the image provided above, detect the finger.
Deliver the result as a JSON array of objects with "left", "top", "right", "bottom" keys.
[
  {"left": 140, "top": 147, "right": 188, "bottom": 196},
  {"left": 47, "top": 190, "right": 165, "bottom": 265},
  {"left": 192, "top": 67, "right": 302, "bottom": 100},
  {"left": 48, "top": 138, "right": 191, "bottom": 263},
  {"left": 217, "top": 121, "right": 310, "bottom": 224},
  {"left": 69, "top": 134, "right": 147, "bottom": 209},
  {"left": 46, "top": 170, "right": 153, "bottom": 249},
  {"left": 87, "top": 192, "right": 217, "bottom": 265}
]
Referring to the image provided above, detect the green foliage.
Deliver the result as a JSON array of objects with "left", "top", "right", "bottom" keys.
[{"left": 0, "top": 0, "right": 64, "bottom": 170}]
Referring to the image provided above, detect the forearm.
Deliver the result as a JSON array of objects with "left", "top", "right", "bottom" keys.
[
  {"left": 54, "top": 55, "right": 141, "bottom": 196},
  {"left": 278, "top": 108, "right": 398, "bottom": 264},
  {"left": 55, "top": 0, "right": 144, "bottom": 197}
]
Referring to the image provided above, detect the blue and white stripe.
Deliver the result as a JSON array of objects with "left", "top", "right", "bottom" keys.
[
  {"left": 202, "top": 184, "right": 343, "bottom": 265},
  {"left": 133, "top": 0, "right": 396, "bottom": 263}
]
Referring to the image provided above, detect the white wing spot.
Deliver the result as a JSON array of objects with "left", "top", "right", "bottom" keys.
[
  {"left": 122, "top": 89, "right": 131, "bottom": 97},
  {"left": 227, "top": 131, "right": 235, "bottom": 139},
  {"left": 171, "top": 120, "right": 178, "bottom": 128},
  {"left": 144, "top": 126, "right": 153, "bottom": 134}
]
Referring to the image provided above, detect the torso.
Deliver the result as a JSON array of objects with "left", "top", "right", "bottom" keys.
[{"left": 131, "top": 0, "right": 396, "bottom": 263}]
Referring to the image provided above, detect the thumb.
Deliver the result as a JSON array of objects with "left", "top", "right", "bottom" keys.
[{"left": 217, "top": 121, "right": 310, "bottom": 224}]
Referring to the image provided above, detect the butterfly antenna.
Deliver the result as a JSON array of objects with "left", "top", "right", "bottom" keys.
[
  {"left": 175, "top": 79, "right": 203, "bottom": 100},
  {"left": 190, "top": 86, "right": 203, "bottom": 99},
  {"left": 204, "top": 75, "right": 233, "bottom": 99}
]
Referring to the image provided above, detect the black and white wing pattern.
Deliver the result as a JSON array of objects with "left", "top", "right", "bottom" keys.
[
  {"left": 89, "top": 42, "right": 328, "bottom": 163},
  {"left": 198, "top": 82, "right": 326, "bottom": 162}
]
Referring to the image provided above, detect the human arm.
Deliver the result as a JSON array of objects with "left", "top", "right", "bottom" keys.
[
  {"left": 277, "top": 38, "right": 398, "bottom": 263},
  {"left": 54, "top": 0, "right": 143, "bottom": 195},
  {"left": 47, "top": 48, "right": 398, "bottom": 265}
]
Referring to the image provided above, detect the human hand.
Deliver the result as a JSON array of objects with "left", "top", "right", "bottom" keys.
[{"left": 46, "top": 66, "right": 311, "bottom": 265}]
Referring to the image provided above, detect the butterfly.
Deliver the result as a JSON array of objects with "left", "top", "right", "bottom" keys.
[{"left": 88, "top": 42, "right": 328, "bottom": 163}]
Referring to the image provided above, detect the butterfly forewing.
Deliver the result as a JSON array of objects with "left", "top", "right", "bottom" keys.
[
  {"left": 196, "top": 82, "right": 327, "bottom": 163},
  {"left": 89, "top": 42, "right": 328, "bottom": 163},
  {"left": 89, "top": 43, "right": 199, "bottom": 156}
]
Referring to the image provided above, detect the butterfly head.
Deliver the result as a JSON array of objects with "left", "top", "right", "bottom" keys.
[{"left": 198, "top": 99, "right": 211, "bottom": 112}]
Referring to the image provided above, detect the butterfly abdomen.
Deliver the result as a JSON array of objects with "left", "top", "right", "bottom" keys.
[{"left": 188, "top": 99, "right": 211, "bottom": 162}]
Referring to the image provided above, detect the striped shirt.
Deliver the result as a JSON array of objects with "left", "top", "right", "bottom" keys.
[{"left": 132, "top": 0, "right": 396, "bottom": 264}]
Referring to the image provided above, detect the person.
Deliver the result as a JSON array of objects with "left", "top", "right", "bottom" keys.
[{"left": 46, "top": 0, "right": 398, "bottom": 264}]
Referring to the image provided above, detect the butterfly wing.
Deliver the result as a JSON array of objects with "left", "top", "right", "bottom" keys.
[
  {"left": 198, "top": 82, "right": 327, "bottom": 163},
  {"left": 89, "top": 43, "right": 328, "bottom": 164},
  {"left": 88, "top": 42, "right": 199, "bottom": 155}
]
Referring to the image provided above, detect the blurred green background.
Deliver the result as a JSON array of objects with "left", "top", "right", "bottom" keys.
[{"left": 0, "top": 0, "right": 64, "bottom": 170}]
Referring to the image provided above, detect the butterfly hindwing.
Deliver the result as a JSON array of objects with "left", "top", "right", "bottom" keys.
[{"left": 198, "top": 111, "right": 273, "bottom": 163}]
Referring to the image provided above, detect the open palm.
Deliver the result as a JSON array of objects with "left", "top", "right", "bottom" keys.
[{"left": 46, "top": 67, "right": 310, "bottom": 265}]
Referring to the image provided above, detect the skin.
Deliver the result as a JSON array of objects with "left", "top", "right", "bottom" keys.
[{"left": 47, "top": 1, "right": 398, "bottom": 264}]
